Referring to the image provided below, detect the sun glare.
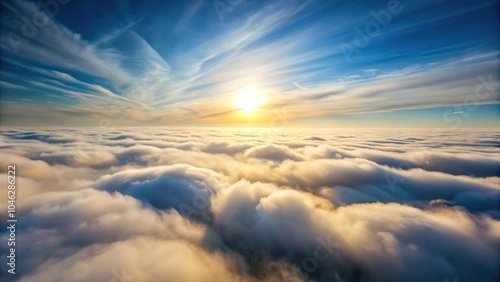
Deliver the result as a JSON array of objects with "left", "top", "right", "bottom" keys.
[{"left": 235, "top": 87, "right": 265, "bottom": 113}]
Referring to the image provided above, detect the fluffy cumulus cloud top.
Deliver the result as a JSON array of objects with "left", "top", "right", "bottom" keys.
[{"left": 0, "top": 128, "right": 499, "bottom": 282}]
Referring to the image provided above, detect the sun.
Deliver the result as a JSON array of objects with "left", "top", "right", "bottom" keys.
[{"left": 235, "top": 87, "right": 265, "bottom": 113}]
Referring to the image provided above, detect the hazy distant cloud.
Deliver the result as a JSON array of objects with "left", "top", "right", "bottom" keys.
[
  {"left": 244, "top": 144, "right": 305, "bottom": 162},
  {"left": 202, "top": 141, "right": 254, "bottom": 155},
  {"left": 0, "top": 153, "right": 57, "bottom": 181},
  {"left": 301, "top": 145, "right": 500, "bottom": 177},
  {"left": 38, "top": 150, "right": 116, "bottom": 168},
  {"left": 305, "top": 137, "right": 326, "bottom": 141}
]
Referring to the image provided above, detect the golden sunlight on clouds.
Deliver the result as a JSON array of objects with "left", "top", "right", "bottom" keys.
[{"left": 234, "top": 87, "right": 265, "bottom": 113}]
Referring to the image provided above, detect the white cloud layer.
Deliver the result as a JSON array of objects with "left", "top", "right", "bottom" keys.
[{"left": 0, "top": 127, "right": 499, "bottom": 281}]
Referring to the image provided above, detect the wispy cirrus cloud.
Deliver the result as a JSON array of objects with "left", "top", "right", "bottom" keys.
[{"left": 0, "top": 0, "right": 498, "bottom": 126}]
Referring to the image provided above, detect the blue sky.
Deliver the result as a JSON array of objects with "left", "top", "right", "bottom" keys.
[{"left": 0, "top": 0, "right": 499, "bottom": 127}]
